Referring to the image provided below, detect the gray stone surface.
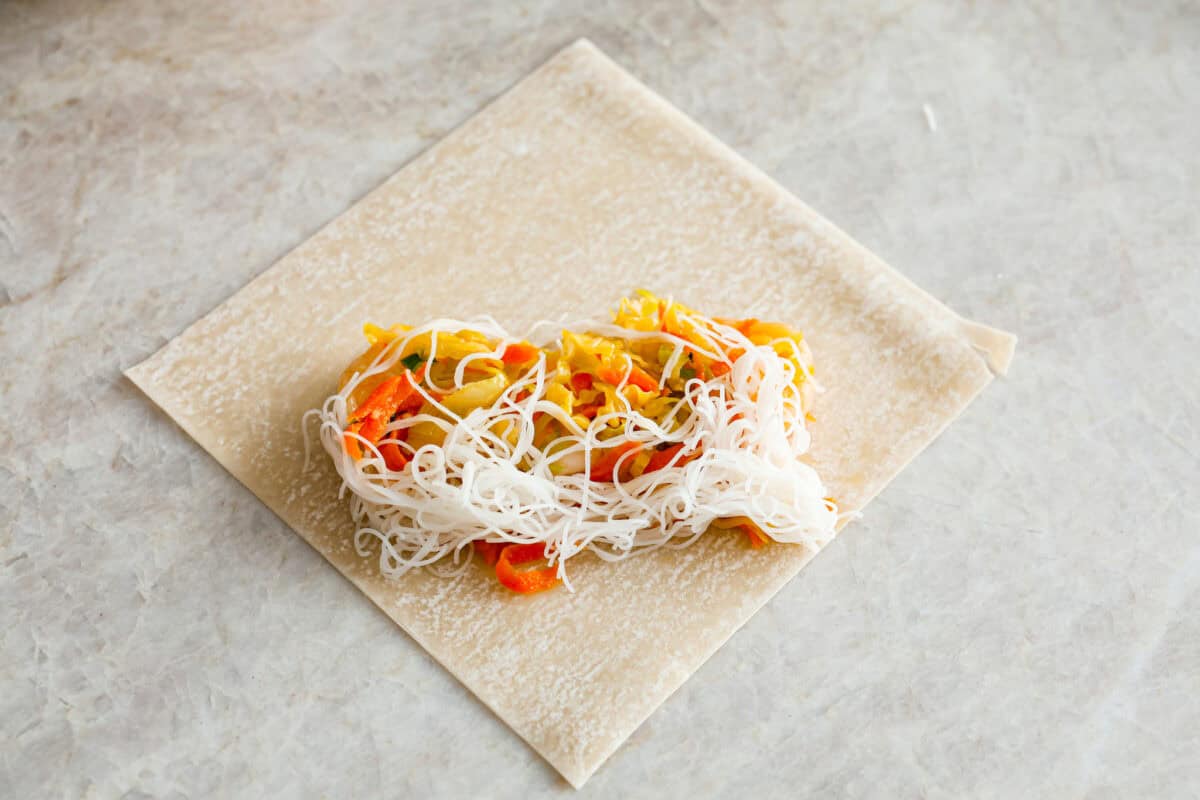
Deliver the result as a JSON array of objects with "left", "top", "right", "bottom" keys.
[{"left": 2, "top": 1, "right": 1196, "bottom": 797}]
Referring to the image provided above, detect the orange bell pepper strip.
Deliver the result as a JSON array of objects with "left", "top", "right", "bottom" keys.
[
  {"left": 343, "top": 370, "right": 421, "bottom": 459},
  {"left": 596, "top": 363, "right": 659, "bottom": 392},
  {"left": 495, "top": 543, "right": 562, "bottom": 593},
  {"left": 588, "top": 441, "right": 642, "bottom": 482},
  {"left": 570, "top": 372, "right": 594, "bottom": 392},
  {"left": 644, "top": 443, "right": 692, "bottom": 473},
  {"left": 378, "top": 440, "right": 409, "bottom": 471},
  {"left": 500, "top": 342, "right": 540, "bottom": 365},
  {"left": 473, "top": 540, "right": 505, "bottom": 567}
]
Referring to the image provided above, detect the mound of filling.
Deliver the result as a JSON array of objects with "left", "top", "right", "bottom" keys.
[{"left": 311, "top": 291, "right": 837, "bottom": 593}]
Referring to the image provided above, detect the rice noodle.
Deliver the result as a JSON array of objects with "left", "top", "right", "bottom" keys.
[{"left": 309, "top": 309, "right": 839, "bottom": 589}]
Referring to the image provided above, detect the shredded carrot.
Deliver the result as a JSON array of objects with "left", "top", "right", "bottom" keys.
[{"left": 595, "top": 365, "right": 623, "bottom": 387}]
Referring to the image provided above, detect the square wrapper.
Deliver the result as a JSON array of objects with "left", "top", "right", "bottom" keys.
[{"left": 126, "top": 40, "right": 1014, "bottom": 787}]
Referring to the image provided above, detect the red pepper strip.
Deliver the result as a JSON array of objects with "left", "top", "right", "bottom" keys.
[
  {"left": 710, "top": 361, "right": 731, "bottom": 377},
  {"left": 473, "top": 540, "right": 505, "bottom": 567},
  {"left": 352, "top": 375, "right": 405, "bottom": 421},
  {"left": 357, "top": 367, "right": 425, "bottom": 424},
  {"left": 495, "top": 543, "right": 562, "bottom": 594},
  {"left": 353, "top": 383, "right": 411, "bottom": 447},
  {"left": 597, "top": 364, "right": 659, "bottom": 392},
  {"left": 571, "top": 372, "right": 593, "bottom": 392},
  {"left": 379, "top": 440, "right": 408, "bottom": 471},
  {"left": 644, "top": 443, "right": 689, "bottom": 473},
  {"left": 588, "top": 441, "right": 642, "bottom": 483},
  {"left": 343, "top": 372, "right": 419, "bottom": 459},
  {"left": 500, "top": 342, "right": 539, "bottom": 365},
  {"left": 739, "top": 523, "right": 770, "bottom": 548},
  {"left": 396, "top": 389, "right": 425, "bottom": 414}
]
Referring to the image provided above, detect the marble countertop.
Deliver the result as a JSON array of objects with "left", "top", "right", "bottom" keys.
[{"left": 2, "top": 2, "right": 1196, "bottom": 797}]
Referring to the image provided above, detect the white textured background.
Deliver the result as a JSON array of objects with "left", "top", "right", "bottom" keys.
[{"left": 2, "top": 2, "right": 1197, "bottom": 798}]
